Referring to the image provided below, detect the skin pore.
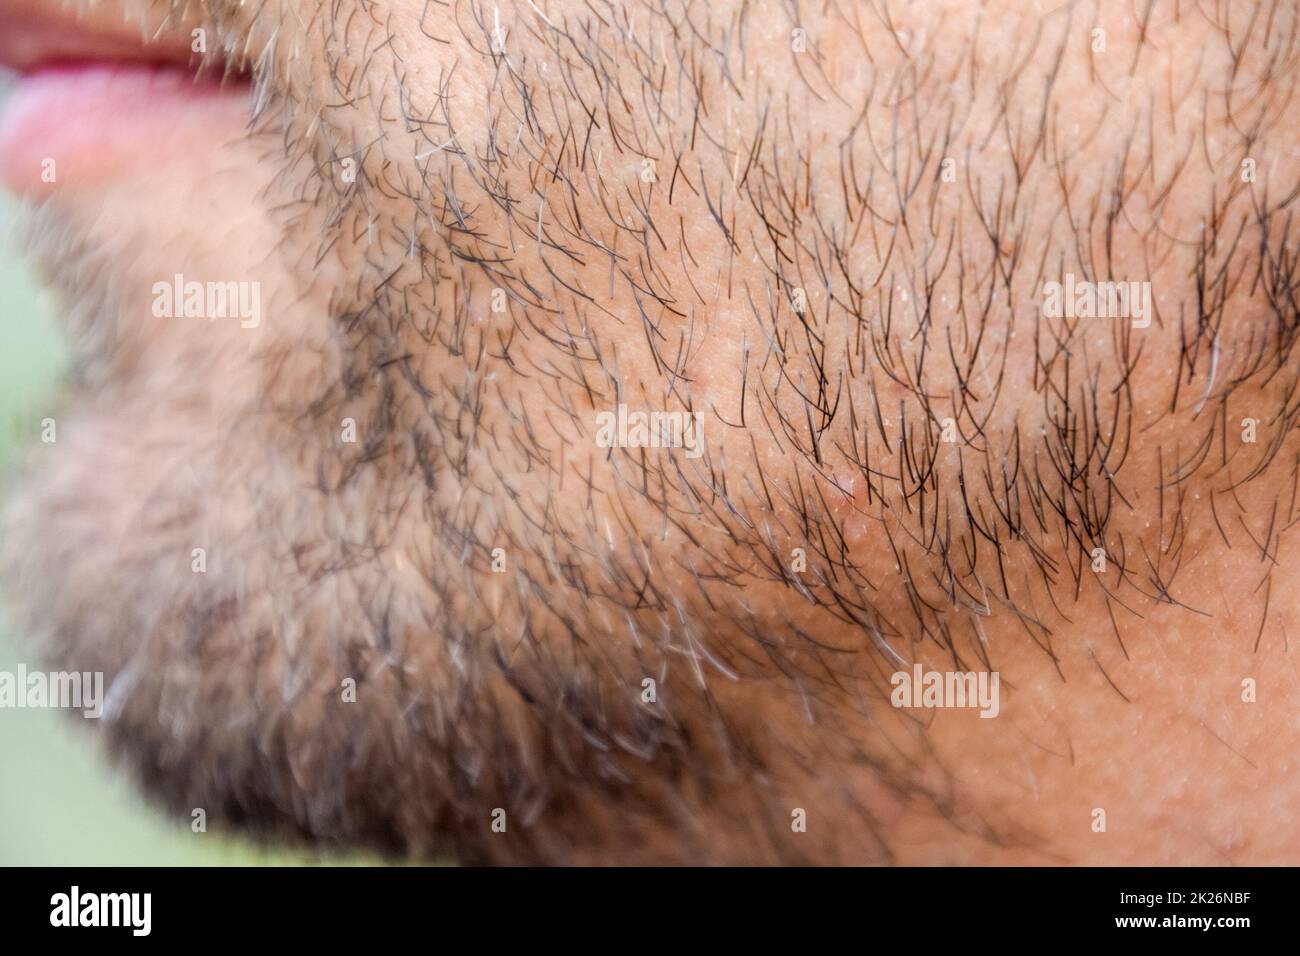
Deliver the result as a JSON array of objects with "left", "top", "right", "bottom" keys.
[{"left": 4, "top": 0, "right": 1300, "bottom": 863}]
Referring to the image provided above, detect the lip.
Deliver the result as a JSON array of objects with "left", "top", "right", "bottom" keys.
[
  {"left": 0, "top": 0, "right": 196, "bottom": 72},
  {"left": 0, "top": 0, "right": 250, "bottom": 194}
]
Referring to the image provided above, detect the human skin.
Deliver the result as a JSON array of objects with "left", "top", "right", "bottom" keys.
[{"left": 2, "top": 0, "right": 1300, "bottom": 864}]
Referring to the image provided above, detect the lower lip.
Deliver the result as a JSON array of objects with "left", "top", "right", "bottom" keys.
[{"left": 0, "top": 62, "right": 250, "bottom": 194}]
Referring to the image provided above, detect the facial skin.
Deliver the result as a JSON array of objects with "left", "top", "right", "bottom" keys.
[{"left": 3, "top": 0, "right": 1300, "bottom": 864}]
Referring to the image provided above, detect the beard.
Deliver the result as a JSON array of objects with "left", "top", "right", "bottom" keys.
[{"left": 4, "top": 0, "right": 1300, "bottom": 865}]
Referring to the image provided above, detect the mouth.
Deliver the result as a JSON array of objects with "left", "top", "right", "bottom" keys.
[{"left": 0, "top": 0, "right": 252, "bottom": 194}]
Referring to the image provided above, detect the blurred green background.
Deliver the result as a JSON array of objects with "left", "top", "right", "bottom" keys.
[{"left": 0, "top": 193, "right": 365, "bottom": 865}]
